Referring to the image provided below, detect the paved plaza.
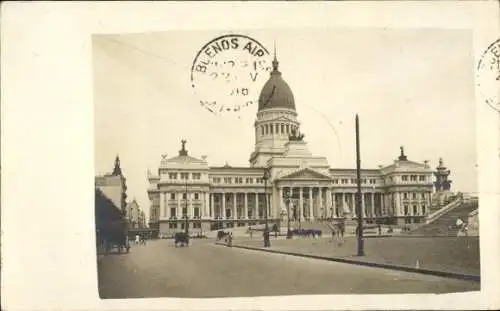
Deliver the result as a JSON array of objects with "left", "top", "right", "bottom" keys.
[
  {"left": 233, "top": 236, "right": 481, "bottom": 276},
  {"left": 97, "top": 238, "right": 479, "bottom": 299}
]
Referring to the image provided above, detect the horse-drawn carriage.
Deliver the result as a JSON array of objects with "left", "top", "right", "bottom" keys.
[
  {"left": 216, "top": 230, "right": 230, "bottom": 241},
  {"left": 174, "top": 232, "right": 189, "bottom": 247},
  {"left": 98, "top": 220, "right": 130, "bottom": 253}
]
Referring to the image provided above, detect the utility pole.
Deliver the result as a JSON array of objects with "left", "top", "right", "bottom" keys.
[{"left": 356, "top": 114, "right": 365, "bottom": 256}]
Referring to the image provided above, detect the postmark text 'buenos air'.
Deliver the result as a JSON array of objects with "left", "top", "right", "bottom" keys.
[{"left": 191, "top": 34, "right": 272, "bottom": 117}]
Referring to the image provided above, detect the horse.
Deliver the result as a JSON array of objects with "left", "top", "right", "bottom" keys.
[
  {"left": 217, "top": 230, "right": 229, "bottom": 241},
  {"left": 174, "top": 232, "right": 189, "bottom": 247}
]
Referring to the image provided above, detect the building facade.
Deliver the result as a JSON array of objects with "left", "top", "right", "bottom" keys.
[
  {"left": 95, "top": 155, "right": 128, "bottom": 214},
  {"left": 148, "top": 55, "right": 446, "bottom": 237},
  {"left": 126, "top": 199, "right": 147, "bottom": 228}
]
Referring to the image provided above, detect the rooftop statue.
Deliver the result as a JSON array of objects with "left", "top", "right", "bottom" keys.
[
  {"left": 179, "top": 139, "right": 188, "bottom": 156},
  {"left": 289, "top": 127, "right": 305, "bottom": 141}
]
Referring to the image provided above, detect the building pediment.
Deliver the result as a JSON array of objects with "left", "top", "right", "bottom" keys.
[
  {"left": 267, "top": 115, "right": 296, "bottom": 123},
  {"left": 278, "top": 167, "right": 332, "bottom": 181},
  {"left": 381, "top": 160, "right": 430, "bottom": 174}
]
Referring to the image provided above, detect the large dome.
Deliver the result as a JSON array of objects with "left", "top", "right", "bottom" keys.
[{"left": 258, "top": 57, "right": 295, "bottom": 111}]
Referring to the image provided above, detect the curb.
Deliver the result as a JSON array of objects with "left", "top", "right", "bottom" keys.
[{"left": 215, "top": 243, "right": 480, "bottom": 282}]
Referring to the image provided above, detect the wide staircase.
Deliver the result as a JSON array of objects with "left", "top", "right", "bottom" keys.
[{"left": 407, "top": 201, "right": 478, "bottom": 237}]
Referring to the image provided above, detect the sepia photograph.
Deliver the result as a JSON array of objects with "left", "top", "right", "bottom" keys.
[
  {"left": 93, "top": 28, "right": 480, "bottom": 298},
  {"left": 2, "top": 2, "right": 499, "bottom": 311}
]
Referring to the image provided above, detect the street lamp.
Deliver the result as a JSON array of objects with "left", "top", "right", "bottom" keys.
[
  {"left": 263, "top": 168, "right": 271, "bottom": 248},
  {"left": 355, "top": 114, "right": 365, "bottom": 256},
  {"left": 184, "top": 177, "right": 189, "bottom": 237},
  {"left": 286, "top": 188, "right": 292, "bottom": 239}
]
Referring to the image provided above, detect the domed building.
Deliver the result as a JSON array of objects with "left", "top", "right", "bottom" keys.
[{"left": 147, "top": 54, "right": 443, "bottom": 237}]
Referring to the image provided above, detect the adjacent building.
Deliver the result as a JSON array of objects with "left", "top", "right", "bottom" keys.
[
  {"left": 95, "top": 155, "right": 128, "bottom": 215},
  {"left": 126, "top": 199, "right": 147, "bottom": 228},
  {"left": 147, "top": 55, "right": 451, "bottom": 237}
]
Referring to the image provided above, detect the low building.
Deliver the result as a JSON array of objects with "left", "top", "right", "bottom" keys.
[
  {"left": 126, "top": 199, "right": 147, "bottom": 228},
  {"left": 95, "top": 155, "right": 128, "bottom": 215}
]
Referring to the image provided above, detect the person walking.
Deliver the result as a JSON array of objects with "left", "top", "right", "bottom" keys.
[
  {"left": 456, "top": 217, "right": 464, "bottom": 231},
  {"left": 337, "top": 220, "right": 345, "bottom": 246}
]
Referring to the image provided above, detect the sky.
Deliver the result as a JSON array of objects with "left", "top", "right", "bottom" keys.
[{"left": 92, "top": 28, "right": 477, "bottom": 222}]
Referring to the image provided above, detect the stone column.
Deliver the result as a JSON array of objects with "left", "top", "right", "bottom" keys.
[
  {"left": 166, "top": 192, "right": 171, "bottom": 219},
  {"left": 317, "top": 188, "right": 322, "bottom": 219},
  {"left": 210, "top": 193, "right": 214, "bottom": 218},
  {"left": 188, "top": 192, "right": 193, "bottom": 218},
  {"left": 160, "top": 191, "right": 165, "bottom": 218},
  {"left": 361, "top": 192, "right": 366, "bottom": 218},
  {"left": 327, "top": 188, "right": 332, "bottom": 218},
  {"left": 371, "top": 192, "right": 375, "bottom": 218},
  {"left": 204, "top": 192, "right": 209, "bottom": 218},
  {"left": 395, "top": 192, "right": 401, "bottom": 216},
  {"left": 279, "top": 187, "right": 284, "bottom": 215},
  {"left": 233, "top": 192, "right": 237, "bottom": 220},
  {"left": 167, "top": 192, "right": 171, "bottom": 218},
  {"left": 269, "top": 193, "right": 273, "bottom": 217},
  {"left": 350, "top": 193, "right": 354, "bottom": 215},
  {"left": 379, "top": 193, "right": 383, "bottom": 216},
  {"left": 299, "top": 188, "right": 304, "bottom": 221},
  {"left": 340, "top": 192, "right": 345, "bottom": 215},
  {"left": 244, "top": 192, "right": 248, "bottom": 219},
  {"left": 308, "top": 188, "right": 313, "bottom": 220},
  {"left": 255, "top": 192, "right": 259, "bottom": 219},
  {"left": 222, "top": 192, "right": 226, "bottom": 219},
  {"left": 177, "top": 191, "right": 182, "bottom": 217}
]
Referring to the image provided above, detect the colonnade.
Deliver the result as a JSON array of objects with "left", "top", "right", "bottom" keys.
[
  {"left": 277, "top": 186, "right": 387, "bottom": 220},
  {"left": 158, "top": 188, "right": 432, "bottom": 221},
  {"left": 159, "top": 190, "right": 211, "bottom": 219},
  {"left": 210, "top": 192, "right": 272, "bottom": 220}
]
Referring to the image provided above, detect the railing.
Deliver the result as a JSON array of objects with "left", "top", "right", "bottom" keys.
[{"left": 425, "top": 198, "right": 462, "bottom": 225}]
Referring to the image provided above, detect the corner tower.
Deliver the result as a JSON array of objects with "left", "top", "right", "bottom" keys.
[{"left": 249, "top": 49, "right": 301, "bottom": 167}]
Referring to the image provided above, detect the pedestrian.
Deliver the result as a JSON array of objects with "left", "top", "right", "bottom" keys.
[
  {"left": 337, "top": 221, "right": 345, "bottom": 246},
  {"left": 456, "top": 217, "right": 464, "bottom": 231}
]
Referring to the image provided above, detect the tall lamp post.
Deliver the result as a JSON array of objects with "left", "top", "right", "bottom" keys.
[
  {"left": 355, "top": 114, "right": 365, "bottom": 256},
  {"left": 263, "top": 168, "right": 271, "bottom": 248},
  {"left": 184, "top": 176, "right": 189, "bottom": 238},
  {"left": 286, "top": 189, "right": 292, "bottom": 239}
]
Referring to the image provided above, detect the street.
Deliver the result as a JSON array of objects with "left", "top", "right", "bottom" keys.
[{"left": 97, "top": 239, "right": 479, "bottom": 299}]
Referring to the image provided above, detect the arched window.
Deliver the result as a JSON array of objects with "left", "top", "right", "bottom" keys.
[
  {"left": 286, "top": 124, "right": 289, "bottom": 133},
  {"left": 261, "top": 125, "right": 264, "bottom": 136}
]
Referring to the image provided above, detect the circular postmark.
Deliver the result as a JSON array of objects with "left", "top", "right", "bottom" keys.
[
  {"left": 477, "top": 38, "right": 500, "bottom": 112},
  {"left": 191, "top": 34, "right": 272, "bottom": 117}
]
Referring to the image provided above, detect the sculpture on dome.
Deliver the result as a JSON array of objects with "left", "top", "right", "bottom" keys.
[
  {"left": 398, "top": 146, "right": 408, "bottom": 161},
  {"left": 179, "top": 139, "right": 188, "bottom": 156},
  {"left": 289, "top": 127, "right": 305, "bottom": 141}
]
